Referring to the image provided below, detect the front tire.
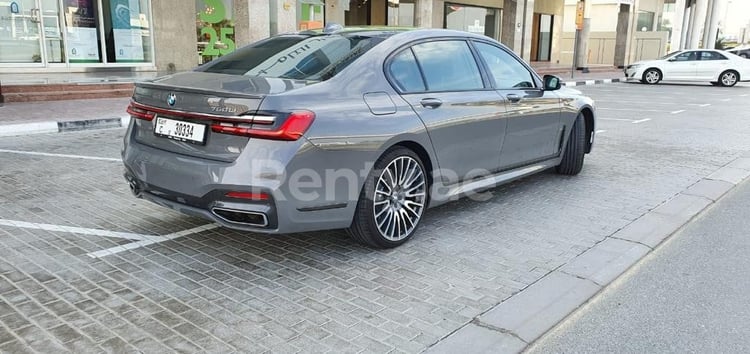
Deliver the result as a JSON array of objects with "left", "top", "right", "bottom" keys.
[
  {"left": 556, "top": 113, "right": 586, "bottom": 176},
  {"left": 348, "top": 147, "right": 428, "bottom": 248},
  {"left": 719, "top": 70, "right": 739, "bottom": 87},
  {"left": 642, "top": 68, "right": 661, "bottom": 85}
]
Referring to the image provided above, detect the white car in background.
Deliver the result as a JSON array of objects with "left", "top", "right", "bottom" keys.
[{"left": 624, "top": 49, "right": 750, "bottom": 87}]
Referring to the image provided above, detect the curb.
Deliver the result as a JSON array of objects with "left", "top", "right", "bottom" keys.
[
  {"left": 425, "top": 156, "right": 750, "bottom": 354},
  {"left": 563, "top": 78, "right": 625, "bottom": 87},
  {"left": 0, "top": 116, "right": 131, "bottom": 137}
]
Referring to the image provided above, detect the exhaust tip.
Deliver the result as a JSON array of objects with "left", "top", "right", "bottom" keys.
[
  {"left": 126, "top": 176, "right": 141, "bottom": 197},
  {"left": 212, "top": 207, "right": 268, "bottom": 227}
]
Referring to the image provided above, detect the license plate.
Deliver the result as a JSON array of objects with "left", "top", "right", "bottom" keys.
[{"left": 153, "top": 117, "right": 206, "bottom": 145}]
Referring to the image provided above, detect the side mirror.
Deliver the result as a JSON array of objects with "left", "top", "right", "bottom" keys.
[
  {"left": 667, "top": 58, "right": 677, "bottom": 62},
  {"left": 543, "top": 75, "right": 562, "bottom": 91}
]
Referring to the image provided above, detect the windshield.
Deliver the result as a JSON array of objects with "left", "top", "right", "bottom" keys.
[
  {"left": 198, "top": 34, "right": 386, "bottom": 81},
  {"left": 660, "top": 51, "right": 682, "bottom": 60}
]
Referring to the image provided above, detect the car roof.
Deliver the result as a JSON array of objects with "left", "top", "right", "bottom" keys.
[{"left": 292, "top": 26, "right": 493, "bottom": 41}]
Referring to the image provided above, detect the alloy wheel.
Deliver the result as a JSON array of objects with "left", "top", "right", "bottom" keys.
[
  {"left": 373, "top": 156, "right": 426, "bottom": 241},
  {"left": 645, "top": 70, "right": 660, "bottom": 84},
  {"left": 722, "top": 72, "right": 737, "bottom": 86}
]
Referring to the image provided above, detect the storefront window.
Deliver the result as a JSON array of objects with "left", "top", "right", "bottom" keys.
[
  {"left": 64, "top": 0, "right": 102, "bottom": 63},
  {"left": 298, "top": 0, "right": 324, "bottom": 30},
  {"left": 387, "top": 0, "right": 415, "bottom": 27},
  {"left": 444, "top": 3, "right": 500, "bottom": 40},
  {"left": 102, "top": 0, "right": 153, "bottom": 63},
  {"left": 0, "top": 0, "right": 153, "bottom": 66},
  {"left": 196, "top": 0, "right": 235, "bottom": 64},
  {"left": 637, "top": 10, "right": 655, "bottom": 32}
]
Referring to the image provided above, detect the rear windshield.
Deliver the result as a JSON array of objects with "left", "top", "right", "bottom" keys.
[{"left": 198, "top": 34, "right": 386, "bottom": 81}]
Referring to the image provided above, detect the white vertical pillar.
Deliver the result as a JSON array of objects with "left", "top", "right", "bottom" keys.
[
  {"left": 520, "top": 0, "right": 535, "bottom": 61},
  {"left": 703, "top": 0, "right": 721, "bottom": 48},
  {"left": 680, "top": 4, "right": 691, "bottom": 49},
  {"left": 689, "top": 0, "right": 708, "bottom": 48},
  {"left": 671, "top": 0, "right": 686, "bottom": 51}
]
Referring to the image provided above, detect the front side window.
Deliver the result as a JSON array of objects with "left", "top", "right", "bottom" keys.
[
  {"left": 410, "top": 40, "right": 484, "bottom": 91},
  {"left": 673, "top": 51, "right": 698, "bottom": 61},
  {"left": 200, "top": 34, "right": 385, "bottom": 80},
  {"left": 474, "top": 42, "right": 534, "bottom": 89}
]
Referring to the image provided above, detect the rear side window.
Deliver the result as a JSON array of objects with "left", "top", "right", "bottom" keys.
[
  {"left": 199, "top": 34, "right": 385, "bottom": 80},
  {"left": 411, "top": 40, "right": 485, "bottom": 91},
  {"left": 700, "top": 51, "right": 727, "bottom": 60},
  {"left": 389, "top": 49, "right": 426, "bottom": 92}
]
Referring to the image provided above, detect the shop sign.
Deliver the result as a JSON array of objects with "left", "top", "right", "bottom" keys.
[
  {"left": 111, "top": 0, "right": 145, "bottom": 61},
  {"left": 199, "top": 0, "right": 235, "bottom": 57}
]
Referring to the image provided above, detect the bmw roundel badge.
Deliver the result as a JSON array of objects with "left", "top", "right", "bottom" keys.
[{"left": 167, "top": 93, "right": 176, "bottom": 106}]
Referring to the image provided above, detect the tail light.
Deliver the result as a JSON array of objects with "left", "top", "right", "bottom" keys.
[
  {"left": 126, "top": 101, "right": 155, "bottom": 121},
  {"left": 211, "top": 110, "right": 315, "bottom": 141}
]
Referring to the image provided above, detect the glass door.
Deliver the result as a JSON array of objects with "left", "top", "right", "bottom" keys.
[
  {"left": 40, "top": 0, "right": 64, "bottom": 64},
  {"left": 0, "top": 0, "right": 44, "bottom": 65}
]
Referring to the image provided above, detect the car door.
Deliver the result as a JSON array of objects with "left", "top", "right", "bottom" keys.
[
  {"left": 472, "top": 41, "right": 562, "bottom": 169},
  {"left": 662, "top": 51, "right": 699, "bottom": 80},
  {"left": 696, "top": 51, "right": 730, "bottom": 80},
  {"left": 388, "top": 40, "right": 507, "bottom": 183}
]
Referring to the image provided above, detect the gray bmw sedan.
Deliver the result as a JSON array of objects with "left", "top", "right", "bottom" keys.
[{"left": 123, "top": 26, "right": 596, "bottom": 248}]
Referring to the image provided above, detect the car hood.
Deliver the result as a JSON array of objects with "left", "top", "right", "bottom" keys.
[{"left": 629, "top": 59, "right": 662, "bottom": 67}]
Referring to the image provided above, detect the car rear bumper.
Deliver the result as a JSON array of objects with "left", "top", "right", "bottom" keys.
[{"left": 121, "top": 123, "right": 360, "bottom": 234}]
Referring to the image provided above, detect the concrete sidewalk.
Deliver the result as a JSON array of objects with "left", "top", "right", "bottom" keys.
[{"left": 0, "top": 69, "right": 625, "bottom": 137}]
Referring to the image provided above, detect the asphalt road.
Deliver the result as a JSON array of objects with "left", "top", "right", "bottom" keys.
[{"left": 527, "top": 178, "right": 750, "bottom": 353}]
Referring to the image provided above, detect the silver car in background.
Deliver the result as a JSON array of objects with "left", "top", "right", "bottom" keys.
[{"left": 123, "top": 27, "right": 596, "bottom": 248}]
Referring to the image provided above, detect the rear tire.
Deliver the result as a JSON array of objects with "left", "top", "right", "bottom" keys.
[
  {"left": 556, "top": 113, "right": 586, "bottom": 176},
  {"left": 348, "top": 147, "right": 428, "bottom": 248},
  {"left": 642, "top": 68, "right": 661, "bottom": 85},
  {"left": 719, "top": 70, "right": 739, "bottom": 87}
]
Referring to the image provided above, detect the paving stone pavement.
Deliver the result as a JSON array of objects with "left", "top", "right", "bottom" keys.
[{"left": 0, "top": 83, "right": 749, "bottom": 353}]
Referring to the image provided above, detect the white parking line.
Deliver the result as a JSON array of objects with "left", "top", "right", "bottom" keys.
[
  {"left": 0, "top": 219, "right": 156, "bottom": 241},
  {"left": 599, "top": 118, "right": 635, "bottom": 122},
  {"left": 670, "top": 110, "right": 686, "bottom": 114},
  {"left": 87, "top": 223, "right": 219, "bottom": 258},
  {"left": 0, "top": 149, "right": 121, "bottom": 162},
  {"left": 632, "top": 119, "right": 651, "bottom": 124},
  {"left": 598, "top": 108, "right": 669, "bottom": 113},
  {"left": 698, "top": 104, "right": 711, "bottom": 107}
]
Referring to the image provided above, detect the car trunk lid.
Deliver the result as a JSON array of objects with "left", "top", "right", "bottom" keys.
[{"left": 129, "top": 72, "right": 316, "bottom": 162}]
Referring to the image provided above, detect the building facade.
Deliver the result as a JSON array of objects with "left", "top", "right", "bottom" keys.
[{"left": 1, "top": 0, "right": 694, "bottom": 75}]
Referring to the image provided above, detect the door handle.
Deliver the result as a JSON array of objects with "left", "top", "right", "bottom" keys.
[
  {"left": 420, "top": 98, "right": 442, "bottom": 109},
  {"left": 506, "top": 94, "right": 522, "bottom": 103}
]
